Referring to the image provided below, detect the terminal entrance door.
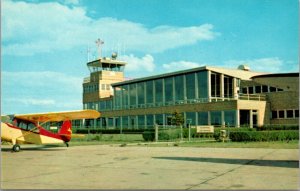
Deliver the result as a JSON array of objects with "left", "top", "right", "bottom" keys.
[
  {"left": 240, "top": 110, "right": 250, "bottom": 127},
  {"left": 239, "top": 110, "right": 257, "bottom": 128}
]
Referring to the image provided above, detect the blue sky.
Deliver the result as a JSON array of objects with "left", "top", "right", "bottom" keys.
[{"left": 1, "top": 0, "right": 299, "bottom": 114}]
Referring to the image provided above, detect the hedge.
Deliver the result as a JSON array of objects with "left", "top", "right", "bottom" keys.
[
  {"left": 256, "top": 125, "right": 299, "bottom": 131},
  {"left": 213, "top": 127, "right": 256, "bottom": 141},
  {"left": 142, "top": 128, "right": 198, "bottom": 141},
  {"left": 229, "top": 130, "right": 299, "bottom": 142},
  {"left": 74, "top": 128, "right": 145, "bottom": 134}
]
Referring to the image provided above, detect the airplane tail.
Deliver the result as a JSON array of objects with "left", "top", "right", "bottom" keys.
[{"left": 58, "top": 120, "right": 72, "bottom": 142}]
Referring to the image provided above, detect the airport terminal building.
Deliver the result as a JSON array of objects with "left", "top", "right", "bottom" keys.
[{"left": 80, "top": 55, "right": 299, "bottom": 129}]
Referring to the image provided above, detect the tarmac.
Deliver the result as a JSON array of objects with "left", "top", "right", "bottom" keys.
[{"left": 1, "top": 144, "right": 299, "bottom": 190}]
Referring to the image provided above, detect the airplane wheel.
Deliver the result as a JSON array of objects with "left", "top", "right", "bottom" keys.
[{"left": 12, "top": 144, "right": 21, "bottom": 152}]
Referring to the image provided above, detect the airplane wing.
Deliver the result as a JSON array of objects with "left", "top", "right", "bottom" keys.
[{"left": 14, "top": 110, "right": 100, "bottom": 123}]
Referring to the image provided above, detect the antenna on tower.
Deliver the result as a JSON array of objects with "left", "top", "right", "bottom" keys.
[{"left": 95, "top": 38, "right": 104, "bottom": 59}]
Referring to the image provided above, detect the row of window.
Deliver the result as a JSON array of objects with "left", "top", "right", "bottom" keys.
[
  {"left": 241, "top": 85, "right": 283, "bottom": 94},
  {"left": 271, "top": 109, "right": 299, "bottom": 119},
  {"left": 113, "top": 71, "right": 236, "bottom": 110},
  {"left": 83, "top": 84, "right": 112, "bottom": 93},
  {"left": 83, "top": 84, "right": 99, "bottom": 93},
  {"left": 84, "top": 100, "right": 113, "bottom": 111},
  {"left": 77, "top": 110, "right": 237, "bottom": 129}
]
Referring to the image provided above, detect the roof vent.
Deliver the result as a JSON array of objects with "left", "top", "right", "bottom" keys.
[{"left": 238, "top": 65, "right": 250, "bottom": 71}]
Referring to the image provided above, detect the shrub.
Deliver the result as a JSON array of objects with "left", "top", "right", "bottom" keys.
[
  {"left": 256, "top": 125, "right": 299, "bottom": 131},
  {"left": 142, "top": 131, "right": 155, "bottom": 141},
  {"left": 74, "top": 128, "right": 145, "bottom": 134},
  {"left": 229, "top": 130, "right": 299, "bottom": 142},
  {"left": 213, "top": 127, "right": 256, "bottom": 141}
]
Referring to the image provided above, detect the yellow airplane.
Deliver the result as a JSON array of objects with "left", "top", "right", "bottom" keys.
[{"left": 1, "top": 110, "right": 100, "bottom": 152}]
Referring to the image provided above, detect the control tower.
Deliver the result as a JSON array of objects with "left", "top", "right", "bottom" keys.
[{"left": 82, "top": 53, "right": 126, "bottom": 108}]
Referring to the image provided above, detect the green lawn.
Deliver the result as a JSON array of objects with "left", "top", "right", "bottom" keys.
[{"left": 69, "top": 134, "right": 299, "bottom": 149}]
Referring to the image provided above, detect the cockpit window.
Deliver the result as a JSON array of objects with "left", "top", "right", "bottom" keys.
[{"left": 13, "top": 119, "right": 38, "bottom": 132}]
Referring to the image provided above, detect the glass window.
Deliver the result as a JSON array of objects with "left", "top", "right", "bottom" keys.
[
  {"left": 270, "top": 87, "right": 276, "bottom": 92},
  {"left": 138, "top": 115, "right": 145, "bottom": 129},
  {"left": 224, "top": 76, "right": 233, "bottom": 98},
  {"left": 272, "top": 111, "right": 277, "bottom": 119},
  {"left": 129, "top": 84, "right": 137, "bottom": 107},
  {"left": 106, "top": 100, "right": 112, "bottom": 110},
  {"left": 115, "top": 117, "right": 121, "bottom": 129},
  {"left": 255, "top": 86, "right": 261, "bottom": 93},
  {"left": 278, "top": 110, "right": 285, "bottom": 118},
  {"left": 241, "top": 87, "right": 248, "bottom": 94},
  {"left": 101, "top": 84, "right": 106, "bottom": 90},
  {"left": 211, "top": 73, "right": 221, "bottom": 97},
  {"left": 164, "top": 77, "right": 173, "bottom": 102},
  {"left": 186, "top": 112, "right": 196, "bottom": 126},
  {"left": 155, "top": 79, "right": 163, "bottom": 104},
  {"left": 262, "top": 85, "right": 268, "bottom": 92},
  {"left": 155, "top": 114, "right": 164, "bottom": 125},
  {"left": 122, "top": 85, "right": 129, "bottom": 108},
  {"left": 198, "top": 112, "right": 208, "bottom": 125},
  {"left": 108, "top": 118, "right": 113, "bottom": 127},
  {"left": 146, "top": 114, "right": 154, "bottom": 129},
  {"left": 198, "top": 71, "right": 208, "bottom": 99},
  {"left": 114, "top": 87, "right": 122, "bottom": 109},
  {"left": 137, "top": 82, "right": 145, "bottom": 105},
  {"left": 146, "top": 81, "right": 154, "bottom": 104},
  {"left": 174, "top": 75, "right": 184, "bottom": 101},
  {"left": 122, "top": 116, "right": 128, "bottom": 129},
  {"left": 286, "top": 110, "right": 294, "bottom": 118},
  {"left": 100, "top": 101, "right": 106, "bottom": 110},
  {"left": 101, "top": 118, "right": 106, "bottom": 128},
  {"left": 106, "top": 84, "right": 110, "bottom": 90},
  {"left": 295, "top": 110, "right": 299, "bottom": 118},
  {"left": 165, "top": 114, "right": 173, "bottom": 126},
  {"left": 186, "top": 73, "right": 196, "bottom": 99},
  {"left": 210, "top": 111, "right": 222, "bottom": 126},
  {"left": 224, "top": 110, "right": 236, "bottom": 127},
  {"left": 129, "top": 116, "right": 136, "bottom": 129},
  {"left": 248, "top": 87, "right": 254, "bottom": 94}
]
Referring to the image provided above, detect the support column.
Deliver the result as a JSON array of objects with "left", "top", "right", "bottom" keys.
[
  {"left": 236, "top": 110, "right": 240, "bottom": 128},
  {"left": 207, "top": 70, "right": 211, "bottom": 102},
  {"left": 220, "top": 74, "right": 224, "bottom": 101},
  {"left": 250, "top": 110, "right": 253, "bottom": 128}
]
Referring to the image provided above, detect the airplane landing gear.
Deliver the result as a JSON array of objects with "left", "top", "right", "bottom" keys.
[
  {"left": 65, "top": 142, "right": 69, "bottom": 147},
  {"left": 12, "top": 144, "right": 21, "bottom": 152}
]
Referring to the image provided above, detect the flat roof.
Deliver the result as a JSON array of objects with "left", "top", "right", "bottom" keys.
[
  {"left": 251, "top": 73, "right": 299, "bottom": 78},
  {"left": 112, "top": 65, "right": 267, "bottom": 86},
  {"left": 87, "top": 58, "right": 126, "bottom": 68}
]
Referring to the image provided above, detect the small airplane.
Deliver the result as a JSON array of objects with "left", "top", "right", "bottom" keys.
[{"left": 1, "top": 109, "right": 100, "bottom": 152}]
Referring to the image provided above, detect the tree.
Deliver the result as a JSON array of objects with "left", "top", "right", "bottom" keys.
[{"left": 171, "top": 111, "right": 184, "bottom": 126}]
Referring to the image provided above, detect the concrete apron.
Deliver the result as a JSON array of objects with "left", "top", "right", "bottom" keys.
[{"left": 1, "top": 145, "right": 299, "bottom": 190}]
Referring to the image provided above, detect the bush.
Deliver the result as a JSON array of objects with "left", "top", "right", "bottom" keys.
[
  {"left": 142, "top": 131, "right": 155, "bottom": 141},
  {"left": 256, "top": 125, "right": 299, "bottom": 131},
  {"left": 213, "top": 127, "right": 256, "bottom": 141},
  {"left": 229, "top": 130, "right": 299, "bottom": 142},
  {"left": 74, "top": 128, "right": 145, "bottom": 134}
]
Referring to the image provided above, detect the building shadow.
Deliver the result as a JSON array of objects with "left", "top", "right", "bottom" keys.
[{"left": 153, "top": 156, "right": 299, "bottom": 168}]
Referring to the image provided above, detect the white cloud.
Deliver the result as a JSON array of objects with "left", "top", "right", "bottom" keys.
[
  {"left": 120, "top": 54, "right": 155, "bottom": 72},
  {"left": 2, "top": 71, "right": 83, "bottom": 113},
  {"left": 224, "top": 57, "right": 284, "bottom": 73},
  {"left": 2, "top": 71, "right": 82, "bottom": 90},
  {"left": 2, "top": 0, "right": 219, "bottom": 56},
  {"left": 162, "top": 61, "right": 204, "bottom": 72},
  {"left": 6, "top": 98, "right": 56, "bottom": 106}
]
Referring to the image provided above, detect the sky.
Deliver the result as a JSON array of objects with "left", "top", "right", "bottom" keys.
[{"left": 1, "top": 0, "right": 299, "bottom": 114}]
